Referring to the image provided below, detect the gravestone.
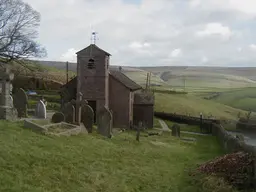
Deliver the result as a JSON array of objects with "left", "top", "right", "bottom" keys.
[
  {"left": 62, "top": 102, "right": 75, "bottom": 124},
  {"left": 81, "top": 104, "right": 94, "bottom": 133},
  {"left": 0, "top": 67, "right": 17, "bottom": 120},
  {"left": 35, "top": 100, "right": 46, "bottom": 119},
  {"left": 13, "top": 88, "right": 28, "bottom": 118},
  {"left": 51, "top": 112, "right": 65, "bottom": 123},
  {"left": 97, "top": 107, "right": 112, "bottom": 138},
  {"left": 171, "top": 124, "right": 180, "bottom": 137}
]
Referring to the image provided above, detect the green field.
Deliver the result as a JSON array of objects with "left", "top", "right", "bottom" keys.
[
  {"left": 154, "top": 92, "right": 246, "bottom": 120},
  {"left": 206, "top": 87, "right": 256, "bottom": 112},
  {"left": 0, "top": 121, "right": 236, "bottom": 192},
  {"left": 124, "top": 71, "right": 167, "bottom": 87}
]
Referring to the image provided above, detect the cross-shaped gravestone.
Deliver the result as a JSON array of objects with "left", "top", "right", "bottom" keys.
[
  {"left": 0, "top": 66, "right": 17, "bottom": 120},
  {"left": 0, "top": 67, "right": 14, "bottom": 106},
  {"left": 71, "top": 92, "right": 88, "bottom": 125}
]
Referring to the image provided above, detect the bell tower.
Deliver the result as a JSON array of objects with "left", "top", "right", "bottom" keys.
[{"left": 76, "top": 40, "right": 111, "bottom": 114}]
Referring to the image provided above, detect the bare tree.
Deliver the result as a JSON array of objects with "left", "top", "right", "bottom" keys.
[{"left": 0, "top": 0, "right": 46, "bottom": 64}]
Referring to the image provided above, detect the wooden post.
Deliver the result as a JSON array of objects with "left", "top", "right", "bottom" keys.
[
  {"left": 145, "top": 73, "right": 149, "bottom": 90},
  {"left": 200, "top": 113, "right": 203, "bottom": 133},
  {"left": 136, "top": 122, "right": 142, "bottom": 141},
  {"left": 148, "top": 72, "right": 151, "bottom": 90},
  {"left": 66, "top": 61, "right": 69, "bottom": 84}
]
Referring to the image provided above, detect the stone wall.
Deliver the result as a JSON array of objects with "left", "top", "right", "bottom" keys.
[
  {"left": 212, "top": 123, "right": 256, "bottom": 153},
  {"left": 154, "top": 111, "right": 218, "bottom": 130}
]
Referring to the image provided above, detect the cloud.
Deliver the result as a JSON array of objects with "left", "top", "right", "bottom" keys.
[
  {"left": 60, "top": 48, "right": 78, "bottom": 62},
  {"left": 201, "top": 56, "right": 209, "bottom": 63},
  {"left": 170, "top": 49, "right": 182, "bottom": 58},
  {"left": 249, "top": 44, "right": 256, "bottom": 51},
  {"left": 237, "top": 47, "right": 242, "bottom": 52},
  {"left": 196, "top": 23, "right": 232, "bottom": 39},
  {"left": 129, "top": 41, "right": 151, "bottom": 49},
  {"left": 22, "top": 0, "right": 256, "bottom": 67}
]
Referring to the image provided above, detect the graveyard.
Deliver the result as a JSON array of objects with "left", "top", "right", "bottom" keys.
[
  {"left": 0, "top": 65, "right": 234, "bottom": 191},
  {"left": 2, "top": 0, "right": 256, "bottom": 191},
  {"left": 0, "top": 120, "right": 227, "bottom": 192}
]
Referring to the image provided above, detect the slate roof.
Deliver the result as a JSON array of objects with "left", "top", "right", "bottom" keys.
[
  {"left": 60, "top": 76, "right": 77, "bottom": 89},
  {"left": 109, "top": 70, "right": 142, "bottom": 91},
  {"left": 76, "top": 44, "right": 111, "bottom": 56},
  {"left": 61, "top": 71, "right": 142, "bottom": 91}
]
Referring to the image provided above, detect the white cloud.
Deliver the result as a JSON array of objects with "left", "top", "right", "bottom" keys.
[
  {"left": 170, "top": 49, "right": 182, "bottom": 58},
  {"left": 21, "top": 0, "right": 256, "bottom": 66},
  {"left": 60, "top": 48, "right": 78, "bottom": 62},
  {"left": 196, "top": 23, "right": 232, "bottom": 39},
  {"left": 201, "top": 56, "right": 209, "bottom": 63},
  {"left": 249, "top": 44, "right": 256, "bottom": 51},
  {"left": 189, "top": 0, "right": 201, "bottom": 8},
  {"left": 129, "top": 41, "right": 151, "bottom": 49},
  {"left": 237, "top": 47, "right": 242, "bottom": 52},
  {"left": 225, "top": 0, "right": 256, "bottom": 16}
]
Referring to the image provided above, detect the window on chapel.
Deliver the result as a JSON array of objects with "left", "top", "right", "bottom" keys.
[{"left": 88, "top": 58, "right": 95, "bottom": 69}]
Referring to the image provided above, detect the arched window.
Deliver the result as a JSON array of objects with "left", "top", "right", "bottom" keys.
[{"left": 88, "top": 58, "right": 95, "bottom": 69}]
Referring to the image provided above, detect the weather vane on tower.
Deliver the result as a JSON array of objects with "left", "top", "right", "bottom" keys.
[{"left": 91, "top": 31, "right": 99, "bottom": 45}]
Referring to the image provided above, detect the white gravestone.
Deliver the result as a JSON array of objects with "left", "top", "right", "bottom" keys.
[{"left": 36, "top": 100, "right": 46, "bottom": 119}]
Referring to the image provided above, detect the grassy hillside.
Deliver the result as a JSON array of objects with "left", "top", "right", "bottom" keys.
[
  {"left": 0, "top": 121, "right": 230, "bottom": 192},
  {"left": 19, "top": 61, "right": 256, "bottom": 90},
  {"left": 154, "top": 92, "right": 246, "bottom": 120},
  {"left": 9, "top": 61, "right": 76, "bottom": 84},
  {"left": 209, "top": 87, "right": 256, "bottom": 112},
  {"left": 123, "top": 71, "right": 167, "bottom": 87},
  {"left": 139, "top": 66, "right": 256, "bottom": 89}
]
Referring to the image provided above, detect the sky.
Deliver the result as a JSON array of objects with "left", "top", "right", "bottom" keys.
[{"left": 22, "top": 0, "right": 256, "bottom": 67}]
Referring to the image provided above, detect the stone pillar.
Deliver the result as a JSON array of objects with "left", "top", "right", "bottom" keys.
[{"left": 0, "top": 67, "right": 16, "bottom": 120}]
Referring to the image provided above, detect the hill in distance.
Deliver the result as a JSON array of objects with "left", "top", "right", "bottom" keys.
[{"left": 35, "top": 60, "right": 256, "bottom": 89}]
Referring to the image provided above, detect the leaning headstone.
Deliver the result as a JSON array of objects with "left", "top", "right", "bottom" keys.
[
  {"left": 13, "top": 88, "right": 28, "bottom": 118},
  {"left": 97, "top": 107, "right": 112, "bottom": 138},
  {"left": 171, "top": 124, "right": 180, "bottom": 137},
  {"left": 81, "top": 104, "right": 94, "bottom": 133},
  {"left": 51, "top": 112, "right": 65, "bottom": 123},
  {"left": 62, "top": 102, "right": 75, "bottom": 124},
  {"left": 36, "top": 100, "right": 46, "bottom": 119}
]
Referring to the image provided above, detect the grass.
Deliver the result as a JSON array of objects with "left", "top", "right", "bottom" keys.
[
  {"left": 10, "top": 60, "right": 76, "bottom": 84},
  {"left": 47, "top": 123, "right": 73, "bottom": 133},
  {"left": 154, "top": 92, "right": 246, "bottom": 120},
  {"left": 153, "top": 117, "right": 161, "bottom": 128},
  {"left": 123, "top": 71, "right": 167, "bottom": 87},
  {"left": 0, "top": 121, "right": 235, "bottom": 192},
  {"left": 209, "top": 87, "right": 256, "bottom": 112},
  {"left": 28, "top": 99, "right": 60, "bottom": 111},
  {"left": 27, "top": 90, "right": 61, "bottom": 111},
  {"left": 31, "top": 119, "right": 50, "bottom": 126}
]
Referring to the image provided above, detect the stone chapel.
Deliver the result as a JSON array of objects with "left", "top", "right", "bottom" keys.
[{"left": 60, "top": 44, "right": 154, "bottom": 129}]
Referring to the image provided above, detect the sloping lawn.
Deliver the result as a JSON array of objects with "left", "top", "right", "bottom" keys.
[
  {"left": 155, "top": 93, "right": 245, "bottom": 120},
  {"left": 0, "top": 121, "right": 232, "bottom": 192}
]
